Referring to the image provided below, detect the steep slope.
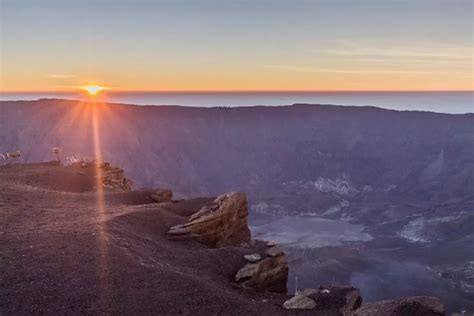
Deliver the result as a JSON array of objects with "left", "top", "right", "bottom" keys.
[{"left": 1, "top": 99, "right": 472, "bottom": 200}]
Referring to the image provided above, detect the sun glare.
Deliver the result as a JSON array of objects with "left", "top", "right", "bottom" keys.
[{"left": 82, "top": 85, "right": 106, "bottom": 96}]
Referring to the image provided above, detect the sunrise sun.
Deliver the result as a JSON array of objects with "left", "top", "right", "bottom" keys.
[{"left": 82, "top": 85, "right": 106, "bottom": 96}]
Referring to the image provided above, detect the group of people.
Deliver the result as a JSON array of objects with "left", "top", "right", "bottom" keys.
[
  {"left": 1, "top": 147, "right": 62, "bottom": 164},
  {"left": 0, "top": 150, "right": 21, "bottom": 164}
]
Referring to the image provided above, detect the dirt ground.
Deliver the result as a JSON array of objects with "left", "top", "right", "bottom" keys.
[{"left": 0, "top": 163, "right": 321, "bottom": 315}]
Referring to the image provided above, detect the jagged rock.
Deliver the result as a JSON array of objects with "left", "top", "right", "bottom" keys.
[
  {"left": 355, "top": 296, "right": 445, "bottom": 316},
  {"left": 151, "top": 189, "right": 173, "bottom": 203},
  {"left": 72, "top": 161, "right": 133, "bottom": 191},
  {"left": 307, "top": 285, "right": 362, "bottom": 314},
  {"left": 234, "top": 251, "right": 288, "bottom": 293},
  {"left": 265, "top": 246, "right": 284, "bottom": 257},
  {"left": 283, "top": 291, "right": 316, "bottom": 310},
  {"left": 101, "top": 163, "right": 133, "bottom": 191},
  {"left": 244, "top": 254, "right": 262, "bottom": 263},
  {"left": 166, "top": 192, "right": 251, "bottom": 247}
]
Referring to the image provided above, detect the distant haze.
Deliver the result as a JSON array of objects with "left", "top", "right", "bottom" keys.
[{"left": 0, "top": 91, "right": 472, "bottom": 114}]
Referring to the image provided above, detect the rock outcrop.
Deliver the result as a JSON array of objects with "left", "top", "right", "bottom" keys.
[
  {"left": 166, "top": 192, "right": 251, "bottom": 247},
  {"left": 100, "top": 162, "right": 133, "bottom": 191},
  {"left": 70, "top": 161, "right": 133, "bottom": 192},
  {"left": 234, "top": 244, "right": 288, "bottom": 293},
  {"left": 151, "top": 189, "right": 173, "bottom": 203},
  {"left": 355, "top": 296, "right": 445, "bottom": 316},
  {"left": 166, "top": 191, "right": 287, "bottom": 293}
]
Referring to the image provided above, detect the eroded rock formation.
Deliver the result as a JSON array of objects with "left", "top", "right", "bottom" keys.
[
  {"left": 100, "top": 162, "right": 133, "bottom": 191},
  {"left": 71, "top": 161, "right": 134, "bottom": 192},
  {"left": 166, "top": 191, "right": 288, "bottom": 293},
  {"left": 166, "top": 192, "right": 251, "bottom": 247},
  {"left": 234, "top": 244, "right": 288, "bottom": 293}
]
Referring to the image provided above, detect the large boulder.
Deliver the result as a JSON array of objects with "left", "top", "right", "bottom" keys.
[
  {"left": 166, "top": 192, "right": 251, "bottom": 247},
  {"left": 355, "top": 296, "right": 445, "bottom": 316},
  {"left": 234, "top": 245, "right": 288, "bottom": 293}
]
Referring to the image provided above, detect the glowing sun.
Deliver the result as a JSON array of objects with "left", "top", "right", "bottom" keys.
[{"left": 82, "top": 85, "right": 106, "bottom": 96}]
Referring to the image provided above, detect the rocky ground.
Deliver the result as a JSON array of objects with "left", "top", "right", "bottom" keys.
[
  {"left": 0, "top": 162, "right": 291, "bottom": 315},
  {"left": 1, "top": 100, "right": 472, "bottom": 313},
  {"left": 0, "top": 162, "right": 449, "bottom": 315}
]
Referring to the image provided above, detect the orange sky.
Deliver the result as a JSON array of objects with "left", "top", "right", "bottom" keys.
[{"left": 1, "top": 1, "right": 473, "bottom": 92}]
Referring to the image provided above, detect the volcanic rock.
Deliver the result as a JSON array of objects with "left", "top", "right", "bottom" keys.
[
  {"left": 282, "top": 291, "right": 316, "bottom": 310},
  {"left": 151, "top": 189, "right": 173, "bottom": 203},
  {"left": 100, "top": 163, "right": 133, "bottom": 191},
  {"left": 355, "top": 296, "right": 445, "bottom": 316},
  {"left": 166, "top": 192, "right": 251, "bottom": 247},
  {"left": 234, "top": 252, "right": 288, "bottom": 293},
  {"left": 265, "top": 246, "right": 284, "bottom": 257},
  {"left": 244, "top": 254, "right": 262, "bottom": 263},
  {"left": 307, "top": 285, "right": 362, "bottom": 314}
]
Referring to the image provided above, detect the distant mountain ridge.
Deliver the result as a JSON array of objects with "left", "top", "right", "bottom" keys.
[
  {"left": 1, "top": 99, "right": 472, "bottom": 191},
  {"left": 1, "top": 99, "right": 472, "bottom": 213}
]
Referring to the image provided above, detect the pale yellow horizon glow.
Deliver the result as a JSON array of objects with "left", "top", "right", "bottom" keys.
[{"left": 1, "top": 64, "right": 472, "bottom": 92}]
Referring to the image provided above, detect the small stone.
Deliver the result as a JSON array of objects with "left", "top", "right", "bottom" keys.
[
  {"left": 266, "top": 240, "right": 277, "bottom": 247},
  {"left": 265, "top": 246, "right": 284, "bottom": 257},
  {"left": 244, "top": 253, "right": 262, "bottom": 263},
  {"left": 283, "top": 292, "right": 317, "bottom": 310},
  {"left": 320, "top": 289, "right": 330, "bottom": 294}
]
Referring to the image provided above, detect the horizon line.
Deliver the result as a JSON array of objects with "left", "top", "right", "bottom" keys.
[{"left": 1, "top": 89, "right": 473, "bottom": 94}]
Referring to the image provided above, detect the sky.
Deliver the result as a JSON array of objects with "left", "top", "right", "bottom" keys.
[{"left": 0, "top": 0, "right": 473, "bottom": 92}]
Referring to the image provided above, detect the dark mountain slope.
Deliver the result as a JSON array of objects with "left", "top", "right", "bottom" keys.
[{"left": 1, "top": 99, "right": 472, "bottom": 199}]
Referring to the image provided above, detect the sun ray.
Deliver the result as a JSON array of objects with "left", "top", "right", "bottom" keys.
[{"left": 90, "top": 99, "right": 112, "bottom": 308}]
